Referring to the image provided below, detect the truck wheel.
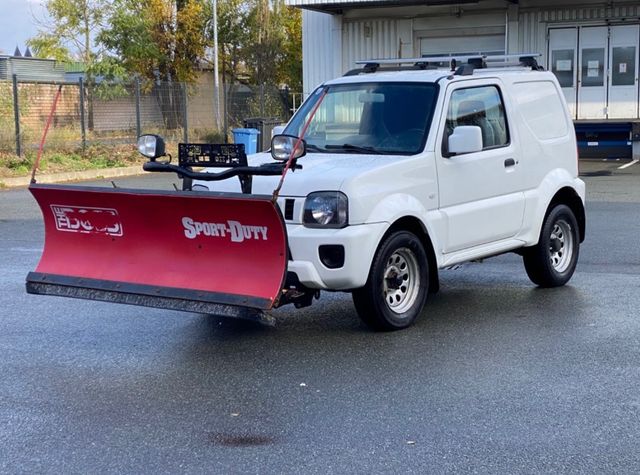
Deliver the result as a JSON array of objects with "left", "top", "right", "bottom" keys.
[
  {"left": 353, "top": 231, "right": 429, "bottom": 331},
  {"left": 523, "top": 204, "right": 580, "bottom": 288}
]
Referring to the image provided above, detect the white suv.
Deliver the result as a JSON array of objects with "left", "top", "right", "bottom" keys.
[{"left": 199, "top": 58, "right": 586, "bottom": 330}]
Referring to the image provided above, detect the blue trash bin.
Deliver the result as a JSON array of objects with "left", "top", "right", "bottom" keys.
[{"left": 232, "top": 128, "right": 260, "bottom": 155}]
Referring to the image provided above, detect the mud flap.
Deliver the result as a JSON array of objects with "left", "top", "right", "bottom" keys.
[{"left": 26, "top": 184, "right": 288, "bottom": 317}]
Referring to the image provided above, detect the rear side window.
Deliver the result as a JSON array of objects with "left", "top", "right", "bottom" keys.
[
  {"left": 444, "top": 85, "right": 509, "bottom": 153},
  {"left": 512, "top": 81, "right": 568, "bottom": 140}
]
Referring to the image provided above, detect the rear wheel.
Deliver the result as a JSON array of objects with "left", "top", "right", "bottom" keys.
[
  {"left": 523, "top": 204, "right": 580, "bottom": 287},
  {"left": 353, "top": 231, "right": 429, "bottom": 331}
]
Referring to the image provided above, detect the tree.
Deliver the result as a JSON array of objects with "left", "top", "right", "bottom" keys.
[
  {"left": 28, "top": 0, "right": 110, "bottom": 63},
  {"left": 245, "top": 0, "right": 302, "bottom": 90},
  {"left": 278, "top": 4, "right": 302, "bottom": 91},
  {"left": 99, "top": 0, "right": 210, "bottom": 128},
  {"left": 100, "top": 1, "right": 210, "bottom": 83},
  {"left": 28, "top": 0, "right": 112, "bottom": 129},
  {"left": 245, "top": 0, "right": 285, "bottom": 86},
  {"left": 216, "top": 0, "right": 249, "bottom": 84},
  {"left": 215, "top": 0, "right": 301, "bottom": 90}
]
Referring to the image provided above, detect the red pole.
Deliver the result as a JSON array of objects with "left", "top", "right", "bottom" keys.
[
  {"left": 272, "top": 88, "right": 328, "bottom": 202},
  {"left": 30, "top": 84, "right": 64, "bottom": 184}
]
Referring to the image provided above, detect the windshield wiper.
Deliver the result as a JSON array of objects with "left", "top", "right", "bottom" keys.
[
  {"left": 325, "top": 143, "right": 379, "bottom": 154},
  {"left": 306, "top": 143, "right": 328, "bottom": 152}
]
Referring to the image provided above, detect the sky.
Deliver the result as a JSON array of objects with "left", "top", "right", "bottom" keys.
[{"left": 0, "top": 0, "right": 48, "bottom": 56}]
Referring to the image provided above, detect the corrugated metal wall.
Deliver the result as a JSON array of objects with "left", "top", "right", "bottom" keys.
[
  {"left": 342, "top": 19, "right": 400, "bottom": 71},
  {"left": 302, "top": 12, "right": 411, "bottom": 96},
  {"left": 0, "top": 57, "right": 66, "bottom": 82},
  {"left": 7, "top": 58, "right": 65, "bottom": 82},
  {"left": 289, "top": 0, "right": 383, "bottom": 5},
  {"left": 302, "top": 11, "right": 343, "bottom": 96}
]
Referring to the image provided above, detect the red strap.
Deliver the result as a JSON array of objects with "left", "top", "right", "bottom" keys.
[
  {"left": 30, "top": 84, "right": 64, "bottom": 184},
  {"left": 272, "top": 88, "right": 328, "bottom": 202}
]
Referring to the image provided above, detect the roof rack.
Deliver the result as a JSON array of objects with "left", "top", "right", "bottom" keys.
[{"left": 347, "top": 53, "right": 543, "bottom": 76}]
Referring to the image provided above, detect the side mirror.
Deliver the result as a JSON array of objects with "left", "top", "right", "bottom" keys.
[
  {"left": 137, "top": 134, "right": 166, "bottom": 161},
  {"left": 447, "top": 126, "right": 483, "bottom": 156},
  {"left": 271, "top": 125, "right": 286, "bottom": 138},
  {"left": 271, "top": 134, "right": 306, "bottom": 161}
]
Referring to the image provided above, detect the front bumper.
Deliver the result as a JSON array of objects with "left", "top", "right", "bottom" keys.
[{"left": 286, "top": 222, "right": 388, "bottom": 290}]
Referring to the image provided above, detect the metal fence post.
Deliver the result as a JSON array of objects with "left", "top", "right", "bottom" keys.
[
  {"left": 79, "top": 78, "right": 87, "bottom": 151},
  {"left": 135, "top": 78, "right": 141, "bottom": 138},
  {"left": 260, "top": 83, "right": 265, "bottom": 117},
  {"left": 182, "top": 82, "right": 188, "bottom": 143},
  {"left": 12, "top": 74, "right": 21, "bottom": 157}
]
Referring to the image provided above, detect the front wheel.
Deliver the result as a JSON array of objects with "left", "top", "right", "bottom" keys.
[
  {"left": 352, "top": 231, "right": 429, "bottom": 331},
  {"left": 523, "top": 204, "right": 580, "bottom": 287}
]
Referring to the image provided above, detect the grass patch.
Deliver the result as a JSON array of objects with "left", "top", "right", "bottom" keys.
[
  {"left": 0, "top": 128, "right": 227, "bottom": 179},
  {"left": 0, "top": 143, "right": 145, "bottom": 178}
]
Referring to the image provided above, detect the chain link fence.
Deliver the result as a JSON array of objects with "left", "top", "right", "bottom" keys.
[{"left": 0, "top": 73, "right": 297, "bottom": 157}]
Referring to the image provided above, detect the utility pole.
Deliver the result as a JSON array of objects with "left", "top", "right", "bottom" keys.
[{"left": 213, "top": 0, "right": 221, "bottom": 130}]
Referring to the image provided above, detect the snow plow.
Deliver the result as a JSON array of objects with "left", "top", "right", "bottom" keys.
[{"left": 26, "top": 136, "right": 309, "bottom": 324}]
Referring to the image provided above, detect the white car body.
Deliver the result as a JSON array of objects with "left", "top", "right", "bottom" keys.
[{"left": 196, "top": 68, "right": 585, "bottom": 294}]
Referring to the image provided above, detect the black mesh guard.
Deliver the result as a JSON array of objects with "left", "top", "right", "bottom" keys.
[{"left": 178, "top": 143, "right": 248, "bottom": 168}]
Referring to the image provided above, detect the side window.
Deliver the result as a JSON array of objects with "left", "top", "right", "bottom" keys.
[{"left": 443, "top": 85, "right": 509, "bottom": 154}]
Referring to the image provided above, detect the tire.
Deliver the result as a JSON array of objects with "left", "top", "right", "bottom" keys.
[
  {"left": 523, "top": 204, "right": 580, "bottom": 288},
  {"left": 352, "top": 231, "right": 429, "bottom": 331}
]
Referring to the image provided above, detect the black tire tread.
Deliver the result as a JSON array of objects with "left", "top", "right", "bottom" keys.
[
  {"left": 523, "top": 204, "right": 580, "bottom": 288},
  {"left": 353, "top": 231, "right": 429, "bottom": 331}
]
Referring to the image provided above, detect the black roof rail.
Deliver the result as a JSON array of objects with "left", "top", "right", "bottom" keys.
[
  {"left": 454, "top": 64, "right": 475, "bottom": 76},
  {"left": 352, "top": 53, "right": 544, "bottom": 76},
  {"left": 519, "top": 55, "right": 543, "bottom": 70},
  {"left": 343, "top": 63, "right": 440, "bottom": 76},
  {"left": 363, "top": 62, "right": 379, "bottom": 73}
]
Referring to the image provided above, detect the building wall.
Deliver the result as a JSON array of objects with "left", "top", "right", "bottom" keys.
[
  {"left": 299, "top": 1, "right": 640, "bottom": 121},
  {"left": 302, "top": 10, "right": 343, "bottom": 96},
  {"left": 0, "top": 56, "right": 66, "bottom": 82},
  {"left": 342, "top": 19, "right": 409, "bottom": 72},
  {"left": 301, "top": 3, "right": 512, "bottom": 94}
]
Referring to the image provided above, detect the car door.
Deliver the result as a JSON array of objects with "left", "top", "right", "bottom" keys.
[{"left": 435, "top": 80, "right": 525, "bottom": 254}]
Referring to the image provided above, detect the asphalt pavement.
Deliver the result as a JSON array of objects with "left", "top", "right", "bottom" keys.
[{"left": 1, "top": 160, "right": 640, "bottom": 473}]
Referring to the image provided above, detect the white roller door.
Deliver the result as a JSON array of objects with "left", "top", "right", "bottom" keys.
[{"left": 420, "top": 34, "right": 505, "bottom": 57}]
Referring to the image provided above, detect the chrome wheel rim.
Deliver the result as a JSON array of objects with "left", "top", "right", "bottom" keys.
[
  {"left": 383, "top": 248, "right": 420, "bottom": 315},
  {"left": 549, "top": 219, "right": 574, "bottom": 273}
]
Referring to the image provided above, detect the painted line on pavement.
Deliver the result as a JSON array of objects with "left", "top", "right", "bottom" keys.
[{"left": 618, "top": 159, "right": 639, "bottom": 170}]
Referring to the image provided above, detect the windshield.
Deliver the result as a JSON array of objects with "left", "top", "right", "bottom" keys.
[{"left": 284, "top": 82, "right": 438, "bottom": 155}]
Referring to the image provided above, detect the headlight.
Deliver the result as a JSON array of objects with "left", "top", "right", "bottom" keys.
[{"left": 303, "top": 192, "right": 348, "bottom": 228}]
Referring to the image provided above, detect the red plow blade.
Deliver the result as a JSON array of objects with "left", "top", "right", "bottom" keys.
[{"left": 26, "top": 184, "right": 288, "bottom": 318}]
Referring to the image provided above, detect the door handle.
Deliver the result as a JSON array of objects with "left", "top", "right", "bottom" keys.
[{"left": 504, "top": 158, "right": 516, "bottom": 167}]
